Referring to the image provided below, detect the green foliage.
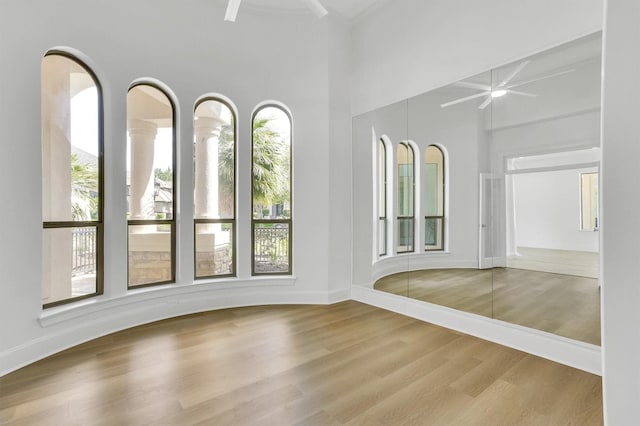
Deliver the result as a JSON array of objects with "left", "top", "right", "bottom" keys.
[
  {"left": 154, "top": 167, "right": 173, "bottom": 183},
  {"left": 71, "top": 154, "right": 98, "bottom": 220},
  {"left": 217, "top": 115, "right": 290, "bottom": 217}
]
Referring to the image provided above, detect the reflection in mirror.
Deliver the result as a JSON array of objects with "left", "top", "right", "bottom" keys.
[
  {"left": 397, "top": 142, "right": 415, "bottom": 254},
  {"left": 353, "top": 100, "right": 410, "bottom": 298},
  {"left": 377, "top": 138, "right": 388, "bottom": 257},
  {"left": 424, "top": 146, "right": 444, "bottom": 251},
  {"left": 490, "top": 34, "right": 601, "bottom": 345},
  {"left": 369, "top": 33, "right": 601, "bottom": 345}
]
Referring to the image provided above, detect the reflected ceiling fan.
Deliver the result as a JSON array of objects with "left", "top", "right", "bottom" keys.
[
  {"left": 440, "top": 60, "right": 576, "bottom": 109},
  {"left": 224, "top": 0, "right": 328, "bottom": 22}
]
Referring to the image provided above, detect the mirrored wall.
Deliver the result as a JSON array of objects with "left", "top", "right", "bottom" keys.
[{"left": 353, "top": 33, "right": 601, "bottom": 346}]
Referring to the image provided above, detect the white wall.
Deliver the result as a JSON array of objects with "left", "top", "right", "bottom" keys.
[
  {"left": 0, "top": 0, "right": 352, "bottom": 374},
  {"left": 513, "top": 168, "right": 599, "bottom": 252},
  {"left": 601, "top": 0, "right": 640, "bottom": 423},
  {"left": 351, "top": 0, "right": 603, "bottom": 115}
]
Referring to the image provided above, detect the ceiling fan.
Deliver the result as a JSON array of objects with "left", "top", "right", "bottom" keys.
[
  {"left": 440, "top": 60, "right": 576, "bottom": 109},
  {"left": 224, "top": 0, "right": 328, "bottom": 22}
]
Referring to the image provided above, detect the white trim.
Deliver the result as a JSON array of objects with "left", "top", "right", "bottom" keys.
[
  {"left": 351, "top": 285, "right": 601, "bottom": 375},
  {"left": 2, "top": 283, "right": 340, "bottom": 377}
]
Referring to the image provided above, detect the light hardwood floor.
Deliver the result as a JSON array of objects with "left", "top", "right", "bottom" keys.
[
  {"left": 375, "top": 268, "right": 601, "bottom": 345},
  {"left": 0, "top": 301, "right": 602, "bottom": 425}
]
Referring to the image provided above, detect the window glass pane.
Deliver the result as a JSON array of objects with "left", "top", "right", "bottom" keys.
[
  {"left": 425, "top": 217, "right": 444, "bottom": 250},
  {"left": 424, "top": 146, "right": 443, "bottom": 216},
  {"left": 252, "top": 107, "right": 291, "bottom": 219},
  {"left": 42, "top": 54, "right": 99, "bottom": 222},
  {"left": 254, "top": 223, "right": 290, "bottom": 274},
  {"left": 127, "top": 85, "right": 174, "bottom": 221},
  {"left": 194, "top": 100, "right": 235, "bottom": 219},
  {"left": 397, "top": 217, "right": 414, "bottom": 253},
  {"left": 195, "top": 222, "right": 234, "bottom": 277},
  {"left": 43, "top": 226, "right": 97, "bottom": 304},
  {"left": 397, "top": 144, "right": 414, "bottom": 216},
  {"left": 128, "top": 224, "right": 173, "bottom": 287},
  {"left": 378, "top": 139, "right": 386, "bottom": 218}
]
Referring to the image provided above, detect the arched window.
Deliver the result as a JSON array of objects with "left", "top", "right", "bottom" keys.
[
  {"left": 126, "top": 83, "right": 176, "bottom": 288},
  {"left": 194, "top": 98, "right": 236, "bottom": 278},
  {"left": 251, "top": 105, "right": 292, "bottom": 275},
  {"left": 41, "top": 51, "right": 103, "bottom": 307},
  {"left": 397, "top": 142, "right": 414, "bottom": 253},
  {"left": 424, "top": 145, "right": 445, "bottom": 250},
  {"left": 377, "top": 138, "right": 388, "bottom": 257}
]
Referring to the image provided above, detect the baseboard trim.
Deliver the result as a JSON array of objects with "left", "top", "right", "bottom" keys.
[
  {"left": 0, "top": 287, "right": 329, "bottom": 377},
  {"left": 351, "top": 285, "right": 602, "bottom": 375}
]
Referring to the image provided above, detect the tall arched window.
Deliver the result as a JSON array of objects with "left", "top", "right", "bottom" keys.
[
  {"left": 126, "top": 83, "right": 176, "bottom": 288},
  {"left": 424, "top": 145, "right": 445, "bottom": 251},
  {"left": 377, "top": 138, "right": 388, "bottom": 257},
  {"left": 194, "top": 98, "right": 236, "bottom": 278},
  {"left": 397, "top": 142, "right": 414, "bottom": 253},
  {"left": 252, "top": 105, "right": 292, "bottom": 275},
  {"left": 41, "top": 51, "right": 103, "bottom": 307}
]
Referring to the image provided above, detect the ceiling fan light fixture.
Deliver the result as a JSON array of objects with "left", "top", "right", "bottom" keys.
[
  {"left": 302, "top": 0, "right": 329, "bottom": 18},
  {"left": 224, "top": 0, "right": 242, "bottom": 22},
  {"left": 491, "top": 89, "right": 507, "bottom": 98}
]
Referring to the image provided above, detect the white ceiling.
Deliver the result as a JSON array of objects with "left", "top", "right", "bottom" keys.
[{"left": 217, "top": 0, "right": 389, "bottom": 20}]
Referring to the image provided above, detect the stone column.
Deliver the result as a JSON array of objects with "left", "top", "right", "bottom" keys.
[
  {"left": 194, "top": 116, "right": 227, "bottom": 221},
  {"left": 128, "top": 118, "right": 158, "bottom": 223},
  {"left": 42, "top": 56, "right": 74, "bottom": 303}
]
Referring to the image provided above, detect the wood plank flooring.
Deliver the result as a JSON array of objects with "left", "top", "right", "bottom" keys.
[
  {"left": 375, "top": 268, "right": 601, "bottom": 345},
  {"left": 0, "top": 301, "right": 602, "bottom": 425}
]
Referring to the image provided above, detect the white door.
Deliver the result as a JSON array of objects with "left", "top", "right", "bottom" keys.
[{"left": 479, "top": 173, "right": 506, "bottom": 269}]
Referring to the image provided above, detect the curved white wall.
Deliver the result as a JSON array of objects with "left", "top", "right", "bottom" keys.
[{"left": 0, "top": 1, "right": 352, "bottom": 375}]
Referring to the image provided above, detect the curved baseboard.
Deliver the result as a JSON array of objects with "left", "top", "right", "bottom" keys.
[
  {"left": 351, "top": 285, "right": 602, "bottom": 375},
  {"left": 1, "top": 280, "right": 349, "bottom": 377}
]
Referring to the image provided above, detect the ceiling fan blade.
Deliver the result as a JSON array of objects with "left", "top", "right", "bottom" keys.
[
  {"left": 224, "top": 0, "right": 242, "bottom": 22},
  {"left": 302, "top": 0, "right": 328, "bottom": 18},
  {"left": 440, "top": 91, "right": 491, "bottom": 108},
  {"left": 497, "top": 60, "right": 531, "bottom": 88},
  {"left": 453, "top": 81, "right": 492, "bottom": 91},
  {"left": 506, "top": 89, "right": 537, "bottom": 97},
  {"left": 478, "top": 96, "right": 492, "bottom": 109},
  {"left": 506, "top": 68, "right": 576, "bottom": 89}
]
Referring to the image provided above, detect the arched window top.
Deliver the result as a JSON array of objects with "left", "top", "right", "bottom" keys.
[
  {"left": 41, "top": 49, "right": 103, "bottom": 307},
  {"left": 126, "top": 81, "right": 176, "bottom": 288},
  {"left": 41, "top": 51, "right": 103, "bottom": 223},
  {"left": 425, "top": 144, "right": 444, "bottom": 162},
  {"left": 397, "top": 141, "right": 414, "bottom": 164},
  {"left": 193, "top": 95, "right": 237, "bottom": 279},
  {"left": 195, "top": 94, "right": 238, "bottom": 118},
  {"left": 424, "top": 144, "right": 445, "bottom": 251},
  {"left": 251, "top": 102, "right": 292, "bottom": 275},
  {"left": 252, "top": 104, "right": 293, "bottom": 140},
  {"left": 252, "top": 101, "right": 293, "bottom": 123},
  {"left": 194, "top": 97, "right": 236, "bottom": 142},
  {"left": 127, "top": 82, "right": 176, "bottom": 127}
]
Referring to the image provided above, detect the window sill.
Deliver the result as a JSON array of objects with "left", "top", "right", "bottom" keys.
[{"left": 39, "top": 276, "right": 297, "bottom": 328}]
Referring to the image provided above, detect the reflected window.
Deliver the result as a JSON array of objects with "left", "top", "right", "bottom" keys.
[
  {"left": 252, "top": 105, "right": 292, "bottom": 275},
  {"left": 194, "top": 98, "right": 236, "bottom": 278},
  {"left": 126, "top": 83, "right": 176, "bottom": 288},
  {"left": 581, "top": 172, "right": 599, "bottom": 231},
  {"left": 424, "top": 145, "right": 445, "bottom": 250},
  {"left": 377, "top": 139, "right": 388, "bottom": 256},
  {"left": 397, "top": 142, "right": 414, "bottom": 253},
  {"left": 41, "top": 51, "right": 103, "bottom": 308}
]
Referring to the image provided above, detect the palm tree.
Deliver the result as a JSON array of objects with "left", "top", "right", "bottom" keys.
[
  {"left": 217, "top": 115, "right": 290, "bottom": 217},
  {"left": 71, "top": 154, "right": 98, "bottom": 220}
]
